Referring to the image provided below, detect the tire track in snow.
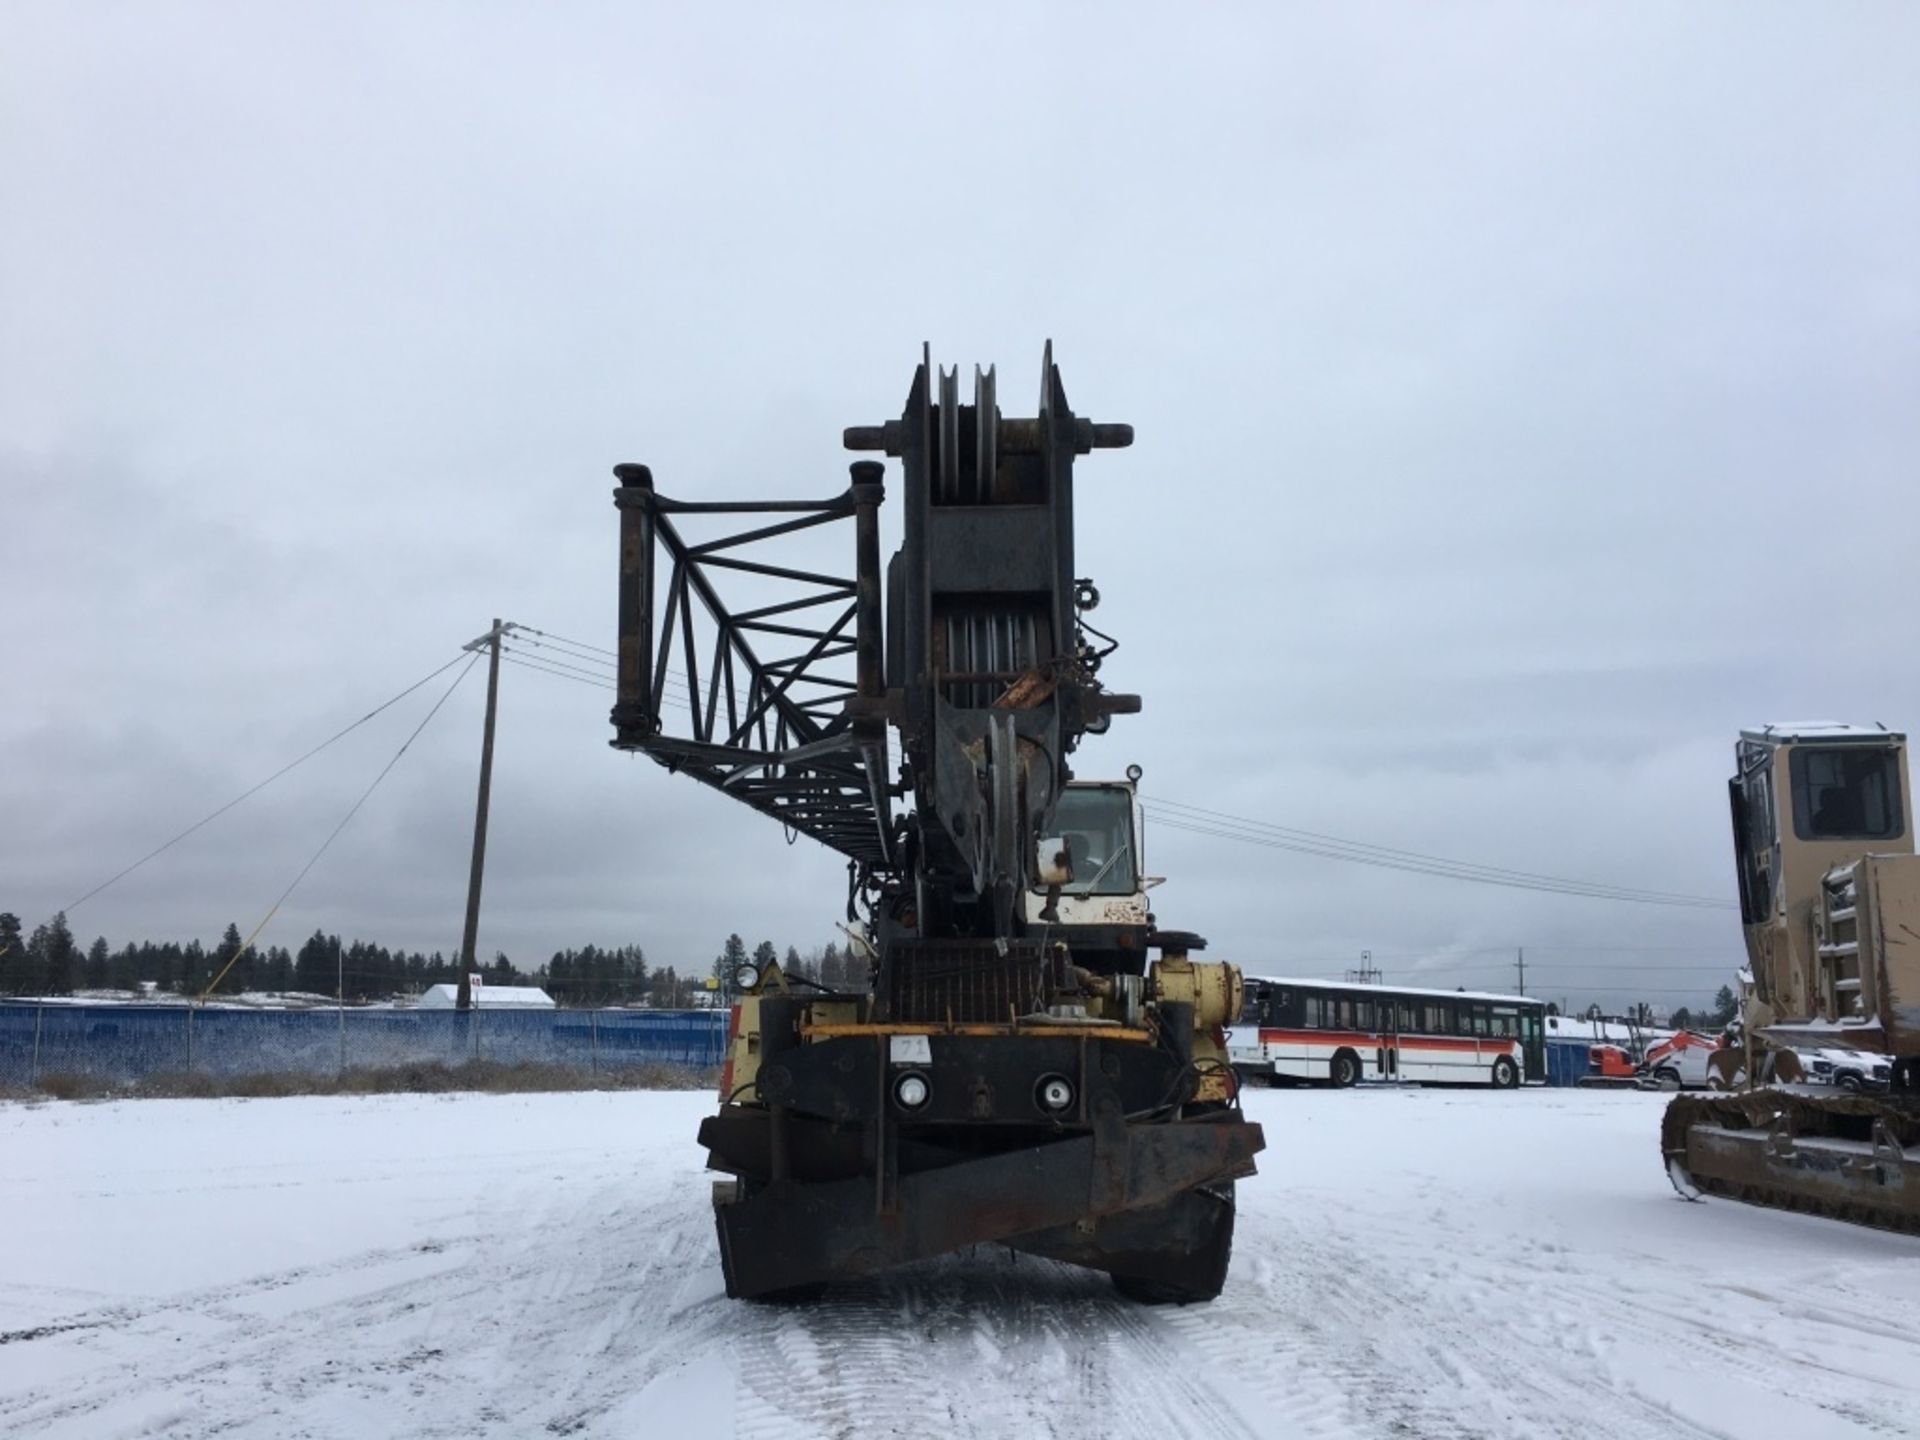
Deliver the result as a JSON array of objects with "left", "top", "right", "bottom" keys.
[
  {"left": 11, "top": 1090, "right": 1919, "bottom": 1440},
  {"left": 1157, "top": 1201, "right": 1736, "bottom": 1440},
  {"left": 720, "top": 1249, "right": 1277, "bottom": 1440},
  {"left": 0, "top": 1166, "right": 717, "bottom": 1439}
]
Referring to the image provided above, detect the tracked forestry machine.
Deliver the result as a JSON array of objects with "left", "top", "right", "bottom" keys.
[
  {"left": 1664, "top": 723, "right": 1920, "bottom": 1232},
  {"left": 607, "top": 347, "right": 1264, "bottom": 1301}
]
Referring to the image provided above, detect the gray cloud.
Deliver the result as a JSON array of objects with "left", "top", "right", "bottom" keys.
[{"left": 5, "top": 4, "right": 1917, "bottom": 1012}]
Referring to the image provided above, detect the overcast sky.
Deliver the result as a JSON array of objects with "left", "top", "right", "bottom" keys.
[{"left": 5, "top": 4, "right": 1916, "bottom": 1013}]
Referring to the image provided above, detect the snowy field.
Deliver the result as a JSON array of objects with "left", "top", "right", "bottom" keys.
[{"left": 1, "top": 1086, "right": 1915, "bottom": 1440}]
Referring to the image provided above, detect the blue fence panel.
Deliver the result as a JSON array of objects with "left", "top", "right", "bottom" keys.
[
  {"left": 0, "top": 1003, "right": 730, "bottom": 1086},
  {"left": 196, "top": 1009, "right": 343, "bottom": 1077},
  {"left": 1545, "top": 1039, "right": 1591, "bottom": 1087},
  {"left": 593, "top": 1009, "right": 729, "bottom": 1070}
]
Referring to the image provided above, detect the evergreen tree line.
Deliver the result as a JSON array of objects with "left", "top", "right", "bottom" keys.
[
  {"left": 0, "top": 911, "right": 866, "bottom": 1007},
  {"left": 4, "top": 911, "right": 1729, "bottom": 1020}
]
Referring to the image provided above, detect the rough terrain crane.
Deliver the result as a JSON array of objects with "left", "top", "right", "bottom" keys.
[
  {"left": 607, "top": 347, "right": 1264, "bottom": 1300},
  {"left": 1664, "top": 722, "right": 1920, "bottom": 1231}
]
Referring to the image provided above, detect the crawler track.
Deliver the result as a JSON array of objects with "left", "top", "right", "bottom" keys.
[{"left": 1662, "top": 1088, "right": 1920, "bottom": 1235}]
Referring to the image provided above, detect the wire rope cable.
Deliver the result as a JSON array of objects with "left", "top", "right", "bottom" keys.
[
  {"left": 499, "top": 618, "right": 1730, "bottom": 912},
  {"left": 198, "top": 654, "right": 479, "bottom": 999},
  {"left": 1141, "top": 811, "right": 1730, "bottom": 910},
  {"left": 64, "top": 653, "right": 471, "bottom": 914},
  {"left": 1141, "top": 796, "right": 1728, "bottom": 907}
]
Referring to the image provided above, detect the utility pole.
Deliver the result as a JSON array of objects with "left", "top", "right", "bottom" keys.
[
  {"left": 457, "top": 619, "right": 509, "bottom": 1012},
  {"left": 1515, "top": 946, "right": 1526, "bottom": 996}
]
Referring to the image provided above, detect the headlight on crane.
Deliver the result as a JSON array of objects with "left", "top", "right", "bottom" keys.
[
  {"left": 1036, "top": 1074, "right": 1076, "bottom": 1112},
  {"left": 893, "top": 1072, "right": 931, "bottom": 1110}
]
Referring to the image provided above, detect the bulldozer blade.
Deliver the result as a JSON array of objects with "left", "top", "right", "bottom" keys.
[{"left": 713, "top": 1118, "right": 1263, "bottom": 1299}]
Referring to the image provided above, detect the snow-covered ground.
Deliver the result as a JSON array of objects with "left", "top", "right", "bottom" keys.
[{"left": 1, "top": 1086, "right": 1915, "bottom": 1439}]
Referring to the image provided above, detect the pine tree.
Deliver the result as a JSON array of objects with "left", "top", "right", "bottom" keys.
[
  {"left": 210, "top": 922, "right": 246, "bottom": 994},
  {"left": 1711, "top": 985, "right": 1738, "bottom": 1027},
  {"left": 294, "top": 931, "right": 332, "bottom": 994},
  {"left": 0, "top": 912, "right": 27, "bottom": 995},
  {"left": 109, "top": 942, "right": 141, "bottom": 992},
  {"left": 33, "top": 913, "right": 77, "bottom": 995},
  {"left": 152, "top": 942, "right": 179, "bottom": 993},
  {"left": 714, "top": 934, "right": 748, "bottom": 985},
  {"left": 548, "top": 949, "right": 574, "bottom": 1004},
  {"left": 752, "top": 940, "right": 777, "bottom": 976},
  {"left": 84, "top": 936, "right": 110, "bottom": 989},
  {"left": 619, "top": 945, "right": 648, "bottom": 1003},
  {"left": 177, "top": 939, "right": 207, "bottom": 996}
]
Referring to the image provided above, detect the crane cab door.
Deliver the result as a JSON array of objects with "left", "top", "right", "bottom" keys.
[{"left": 1729, "top": 746, "right": 1778, "bottom": 928}]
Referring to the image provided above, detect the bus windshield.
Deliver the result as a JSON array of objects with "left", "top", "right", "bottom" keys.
[{"left": 1048, "top": 786, "right": 1137, "bottom": 896}]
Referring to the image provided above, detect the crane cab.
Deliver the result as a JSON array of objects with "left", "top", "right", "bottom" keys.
[
  {"left": 1729, "top": 723, "right": 1919, "bottom": 1060},
  {"left": 1025, "top": 775, "right": 1159, "bottom": 968}
]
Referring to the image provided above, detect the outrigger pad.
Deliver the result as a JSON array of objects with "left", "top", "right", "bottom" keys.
[{"left": 713, "top": 1118, "right": 1264, "bottom": 1299}]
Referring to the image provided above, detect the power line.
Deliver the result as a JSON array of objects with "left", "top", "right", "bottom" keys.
[
  {"left": 511, "top": 624, "right": 618, "bottom": 660},
  {"left": 64, "top": 653, "right": 471, "bottom": 914},
  {"left": 512, "top": 636, "right": 617, "bottom": 669},
  {"left": 502, "top": 625, "right": 691, "bottom": 697},
  {"left": 506, "top": 635, "right": 617, "bottom": 672},
  {"left": 1313, "top": 960, "right": 1736, "bottom": 974},
  {"left": 504, "top": 618, "right": 1733, "bottom": 915},
  {"left": 500, "top": 646, "right": 620, "bottom": 688},
  {"left": 1136, "top": 794, "right": 1728, "bottom": 906},
  {"left": 1142, "top": 805, "right": 1732, "bottom": 910},
  {"left": 1262, "top": 970, "right": 1726, "bottom": 998},
  {"left": 500, "top": 653, "right": 616, "bottom": 691},
  {"left": 498, "top": 646, "right": 690, "bottom": 704},
  {"left": 199, "top": 656, "right": 480, "bottom": 998},
  {"left": 1363, "top": 944, "right": 1739, "bottom": 956},
  {"left": 1143, "top": 796, "right": 1729, "bottom": 906},
  {"left": 1145, "top": 812, "right": 1730, "bottom": 910}
]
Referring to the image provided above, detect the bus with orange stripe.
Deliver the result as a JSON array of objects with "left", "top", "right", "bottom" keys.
[{"left": 1227, "top": 977, "right": 1547, "bottom": 1088}]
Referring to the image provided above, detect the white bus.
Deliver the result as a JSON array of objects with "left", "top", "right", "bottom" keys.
[{"left": 1228, "top": 976, "right": 1547, "bottom": 1088}]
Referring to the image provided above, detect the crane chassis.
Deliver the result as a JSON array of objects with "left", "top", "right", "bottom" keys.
[{"left": 608, "top": 347, "right": 1264, "bottom": 1300}]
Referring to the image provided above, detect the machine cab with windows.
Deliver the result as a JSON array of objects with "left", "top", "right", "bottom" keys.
[
  {"left": 1024, "top": 774, "right": 1158, "bottom": 968},
  {"left": 1728, "top": 723, "right": 1916, "bottom": 1043}
]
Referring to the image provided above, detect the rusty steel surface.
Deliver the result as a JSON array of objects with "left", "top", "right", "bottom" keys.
[
  {"left": 711, "top": 1116, "right": 1263, "bottom": 1299},
  {"left": 800, "top": 1021, "right": 1153, "bottom": 1041},
  {"left": 879, "top": 938, "right": 1049, "bottom": 1024}
]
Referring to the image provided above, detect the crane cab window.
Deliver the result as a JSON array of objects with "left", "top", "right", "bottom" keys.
[
  {"left": 1048, "top": 785, "right": 1138, "bottom": 895},
  {"left": 1790, "top": 747, "right": 1903, "bottom": 841}
]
